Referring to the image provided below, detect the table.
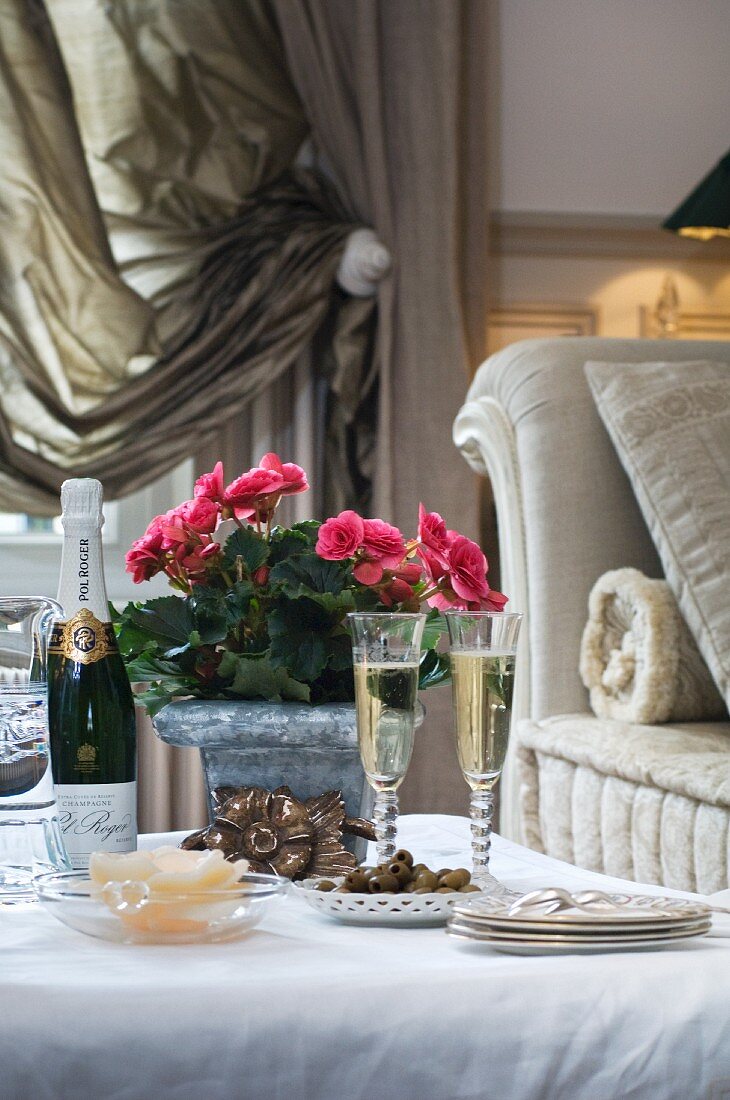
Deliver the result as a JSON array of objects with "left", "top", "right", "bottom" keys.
[{"left": 2, "top": 815, "right": 729, "bottom": 1100}]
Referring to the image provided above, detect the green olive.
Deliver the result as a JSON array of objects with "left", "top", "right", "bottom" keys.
[
  {"left": 440, "top": 869, "right": 470, "bottom": 889},
  {"left": 459, "top": 884, "right": 482, "bottom": 893},
  {"left": 414, "top": 886, "right": 435, "bottom": 894},
  {"left": 388, "top": 861, "right": 412, "bottom": 884},
  {"left": 415, "top": 871, "right": 439, "bottom": 891},
  {"left": 369, "top": 873, "right": 399, "bottom": 893},
  {"left": 394, "top": 849, "right": 414, "bottom": 867},
  {"left": 316, "top": 880, "right": 337, "bottom": 892},
  {"left": 436, "top": 886, "right": 456, "bottom": 894},
  {"left": 403, "top": 882, "right": 418, "bottom": 893},
  {"left": 361, "top": 867, "right": 378, "bottom": 881},
  {"left": 344, "top": 870, "right": 369, "bottom": 892},
  {"left": 411, "top": 863, "right": 428, "bottom": 876},
  {"left": 334, "top": 886, "right": 351, "bottom": 893},
  {"left": 435, "top": 868, "right": 453, "bottom": 878}
]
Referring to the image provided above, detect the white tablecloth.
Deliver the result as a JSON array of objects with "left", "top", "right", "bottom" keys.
[{"left": 2, "top": 815, "right": 729, "bottom": 1100}]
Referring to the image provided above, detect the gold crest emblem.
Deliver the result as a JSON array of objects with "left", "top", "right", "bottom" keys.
[
  {"left": 77, "top": 743, "right": 96, "bottom": 764},
  {"left": 50, "top": 608, "right": 113, "bottom": 665}
]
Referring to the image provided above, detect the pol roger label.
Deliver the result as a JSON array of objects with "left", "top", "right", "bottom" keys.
[
  {"left": 56, "top": 782, "right": 137, "bottom": 869},
  {"left": 48, "top": 608, "right": 116, "bottom": 666}
]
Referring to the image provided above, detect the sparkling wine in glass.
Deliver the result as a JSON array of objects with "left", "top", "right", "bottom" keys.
[
  {"left": 0, "top": 598, "right": 70, "bottom": 902},
  {"left": 446, "top": 611, "right": 522, "bottom": 893},
  {"left": 348, "top": 613, "right": 425, "bottom": 866}
]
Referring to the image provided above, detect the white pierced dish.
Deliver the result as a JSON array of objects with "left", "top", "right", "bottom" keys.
[{"left": 296, "top": 878, "right": 475, "bottom": 926}]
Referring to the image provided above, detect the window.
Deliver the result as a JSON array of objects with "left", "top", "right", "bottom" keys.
[{"left": 0, "top": 461, "right": 193, "bottom": 606}]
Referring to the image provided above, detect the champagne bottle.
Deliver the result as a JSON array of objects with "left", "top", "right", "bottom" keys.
[{"left": 48, "top": 479, "right": 137, "bottom": 868}]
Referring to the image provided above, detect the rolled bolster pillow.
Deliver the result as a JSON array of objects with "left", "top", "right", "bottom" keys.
[{"left": 579, "top": 567, "right": 727, "bottom": 724}]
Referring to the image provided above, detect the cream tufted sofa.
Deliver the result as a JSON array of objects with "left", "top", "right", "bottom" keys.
[{"left": 454, "top": 337, "right": 730, "bottom": 892}]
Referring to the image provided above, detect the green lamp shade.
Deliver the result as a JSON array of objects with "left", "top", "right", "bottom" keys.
[{"left": 663, "top": 150, "right": 730, "bottom": 240}]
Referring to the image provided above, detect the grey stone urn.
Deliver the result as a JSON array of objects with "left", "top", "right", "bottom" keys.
[{"left": 154, "top": 700, "right": 421, "bottom": 862}]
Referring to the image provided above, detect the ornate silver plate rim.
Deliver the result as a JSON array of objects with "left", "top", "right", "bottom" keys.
[
  {"left": 447, "top": 917, "right": 712, "bottom": 943},
  {"left": 449, "top": 913, "right": 710, "bottom": 935},
  {"left": 447, "top": 921, "right": 712, "bottom": 954},
  {"left": 454, "top": 892, "right": 711, "bottom": 927}
]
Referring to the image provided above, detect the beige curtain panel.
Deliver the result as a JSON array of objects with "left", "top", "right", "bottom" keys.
[
  {"left": 274, "top": 0, "right": 492, "bottom": 815},
  {"left": 0, "top": 0, "right": 361, "bottom": 513}
]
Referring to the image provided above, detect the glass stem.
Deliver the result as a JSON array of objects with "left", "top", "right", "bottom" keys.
[
  {"left": 373, "top": 789, "right": 398, "bottom": 866},
  {"left": 469, "top": 787, "right": 495, "bottom": 886}
]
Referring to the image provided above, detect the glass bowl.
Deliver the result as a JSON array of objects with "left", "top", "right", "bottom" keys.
[{"left": 34, "top": 870, "right": 288, "bottom": 944}]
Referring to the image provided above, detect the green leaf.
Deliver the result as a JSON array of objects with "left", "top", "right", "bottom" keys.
[
  {"left": 269, "top": 552, "right": 347, "bottom": 596},
  {"left": 222, "top": 655, "right": 310, "bottom": 703},
  {"left": 418, "top": 648, "right": 451, "bottom": 690},
  {"left": 422, "top": 609, "right": 447, "bottom": 650},
  {"left": 116, "top": 611, "right": 160, "bottom": 657},
  {"left": 189, "top": 591, "right": 228, "bottom": 644},
  {"left": 268, "top": 598, "right": 331, "bottom": 681},
  {"left": 125, "top": 651, "right": 190, "bottom": 684},
  {"left": 328, "top": 630, "right": 354, "bottom": 671},
  {"left": 223, "top": 581, "right": 254, "bottom": 624},
  {"left": 135, "top": 682, "right": 193, "bottom": 718},
  {"left": 126, "top": 597, "right": 195, "bottom": 646},
  {"left": 222, "top": 526, "right": 269, "bottom": 574},
  {"left": 267, "top": 521, "right": 319, "bottom": 564}
]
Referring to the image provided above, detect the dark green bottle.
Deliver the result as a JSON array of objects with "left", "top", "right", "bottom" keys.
[{"left": 48, "top": 479, "right": 137, "bottom": 869}]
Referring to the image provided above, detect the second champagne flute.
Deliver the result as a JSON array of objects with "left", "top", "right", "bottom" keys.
[
  {"left": 446, "top": 610, "right": 522, "bottom": 893},
  {"left": 348, "top": 613, "right": 425, "bottom": 866}
]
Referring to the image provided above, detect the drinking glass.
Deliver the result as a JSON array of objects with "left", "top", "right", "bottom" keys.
[
  {"left": 348, "top": 613, "right": 425, "bottom": 866},
  {"left": 0, "top": 597, "right": 70, "bottom": 903},
  {"left": 446, "top": 611, "right": 522, "bottom": 893}
]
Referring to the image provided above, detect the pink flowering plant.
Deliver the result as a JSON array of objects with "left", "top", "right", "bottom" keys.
[{"left": 118, "top": 455, "right": 506, "bottom": 715}]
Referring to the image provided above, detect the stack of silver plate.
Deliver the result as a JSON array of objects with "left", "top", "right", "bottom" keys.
[{"left": 447, "top": 888, "right": 712, "bottom": 955}]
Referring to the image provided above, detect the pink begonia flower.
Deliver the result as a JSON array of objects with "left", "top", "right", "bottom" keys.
[
  {"left": 418, "top": 504, "right": 451, "bottom": 570},
  {"left": 159, "top": 510, "right": 191, "bottom": 549},
  {"left": 416, "top": 544, "right": 447, "bottom": 587},
  {"left": 181, "top": 539, "right": 220, "bottom": 579},
  {"left": 425, "top": 534, "right": 508, "bottom": 612},
  {"left": 194, "top": 462, "right": 225, "bottom": 503},
  {"left": 125, "top": 514, "right": 169, "bottom": 582},
  {"left": 379, "top": 576, "right": 417, "bottom": 608},
  {"left": 139, "top": 515, "right": 166, "bottom": 552},
  {"left": 394, "top": 562, "right": 422, "bottom": 586},
  {"left": 353, "top": 559, "right": 384, "bottom": 585},
  {"left": 177, "top": 497, "right": 220, "bottom": 534},
  {"left": 223, "top": 468, "right": 285, "bottom": 519},
  {"left": 361, "top": 518, "right": 406, "bottom": 570},
  {"left": 482, "top": 589, "right": 509, "bottom": 612},
  {"left": 259, "top": 453, "right": 309, "bottom": 496},
  {"left": 316, "top": 510, "right": 365, "bottom": 560},
  {"left": 125, "top": 540, "right": 162, "bottom": 583},
  {"left": 252, "top": 565, "right": 270, "bottom": 586},
  {"left": 447, "top": 535, "right": 492, "bottom": 602}
]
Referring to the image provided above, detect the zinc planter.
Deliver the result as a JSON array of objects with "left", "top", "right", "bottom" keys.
[{"left": 154, "top": 701, "right": 376, "bottom": 859}]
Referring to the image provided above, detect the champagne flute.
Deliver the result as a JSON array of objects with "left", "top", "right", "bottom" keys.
[
  {"left": 445, "top": 611, "right": 522, "bottom": 893},
  {"left": 348, "top": 613, "right": 425, "bottom": 866}
]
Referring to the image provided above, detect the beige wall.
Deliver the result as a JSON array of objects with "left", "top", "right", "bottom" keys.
[
  {"left": 496, "top": 0, "right": 730, "bottom": 216},
  {"left": 489, "top": 0, "right": 730, "bottom": 349}
]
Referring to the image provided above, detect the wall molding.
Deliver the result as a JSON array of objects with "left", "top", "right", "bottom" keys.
[
  {"left": 639, "top": 306, "right": 730, "bottom": 340},
  {"left": 491, "top": 211, "right": 730, "bottom": 261},
  {"left": 487, "top": 303, "right": 598, "bottom": 356}
]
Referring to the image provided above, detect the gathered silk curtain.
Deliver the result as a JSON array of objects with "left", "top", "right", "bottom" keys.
[
  {"left": 0, "top": 1, "right": 492, "bottom": 826},
  {"left": 273, "top": 0, "right": 491, "bottom": 813},
  {"left": 0, "top": 0, "right": 363, "bottom": 512}
]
